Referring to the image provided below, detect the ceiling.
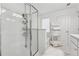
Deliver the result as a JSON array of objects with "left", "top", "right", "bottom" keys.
[
  {"left": 1, "top": 3, "right": 79, "bottom": 15},
  {"left": 32, "top": 3, "right": 67, "bottom": 14},
  {"left": 32, "top": 3, "right": 79, "bottom": 15},
  {"left": 1, "top": 3, "right": 25, "bottom": 15}
]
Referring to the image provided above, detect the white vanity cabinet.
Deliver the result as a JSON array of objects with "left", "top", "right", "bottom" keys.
[
  {"left": 70, "top": 34, "right": 79, "bottom": 56},
  {"left": 70, "top": 40, "right": 77, "bottom": 56}
]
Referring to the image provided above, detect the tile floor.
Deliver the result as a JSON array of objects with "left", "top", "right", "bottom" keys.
[{"left": 42, "top": 46, "right": 65, "bottom": 56}]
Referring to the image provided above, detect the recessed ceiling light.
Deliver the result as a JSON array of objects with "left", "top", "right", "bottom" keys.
[{"left": 12, "top": 13, "right": 22, "bottom": 18}]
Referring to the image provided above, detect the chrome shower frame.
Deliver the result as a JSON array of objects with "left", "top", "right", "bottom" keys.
[{"left": 25, "top": 3, "right": 39, "bottom": 56}]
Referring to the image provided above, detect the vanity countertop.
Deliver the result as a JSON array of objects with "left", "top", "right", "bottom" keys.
[{"left": 70, "top": 34, "right": 79, "bottom": 40}]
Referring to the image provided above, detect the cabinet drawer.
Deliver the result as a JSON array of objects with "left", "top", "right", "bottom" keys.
[{"left": 70, "top": 36, "right": 77, "bottom": 47}]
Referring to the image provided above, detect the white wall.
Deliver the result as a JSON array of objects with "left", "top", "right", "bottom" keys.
[
  {"left": 1, "top": 13, "right": 31, "bottom": 56},
  {"left": 40, "top": 7, "right": 78, "bottom": 26},
  {"left": 39, "top": 7, "right": 79, "bottom": 53},
  {"left": 39, "top": 7, "right": 79, "bottom": 36}
]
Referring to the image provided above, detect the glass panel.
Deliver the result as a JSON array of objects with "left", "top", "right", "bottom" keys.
[
  {"left": 1, "top": 3, "right": 30, "bottom": 56},
  {"left": 31, "top": 29, "right": 38, "bottom": 55},
  {"left": 31, "top": 7, "right": 38, "bottom": 55}
]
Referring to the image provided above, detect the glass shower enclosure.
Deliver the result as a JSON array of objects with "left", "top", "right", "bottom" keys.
[{"left": 0, "top": 3, "right": 39, "bottom": 56}]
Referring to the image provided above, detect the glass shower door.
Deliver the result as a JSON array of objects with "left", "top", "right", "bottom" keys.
[{"left": 0, "top": 3, "right": 39, "bottom": 56}]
